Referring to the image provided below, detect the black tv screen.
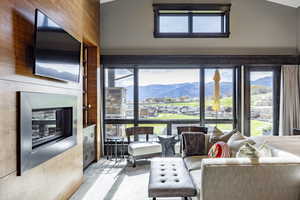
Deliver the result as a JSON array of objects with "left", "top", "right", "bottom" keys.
[{"left": 34, "top": 9, "right": 81, "bottom": 82}]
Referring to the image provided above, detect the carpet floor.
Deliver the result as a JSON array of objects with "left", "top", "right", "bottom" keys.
[{"left": 105, "top": 161, "right": 182, "bottom": 200}]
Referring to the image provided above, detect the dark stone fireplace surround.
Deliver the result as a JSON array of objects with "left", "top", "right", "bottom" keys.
[{"left": 18, "top": 92, "right": 77, "bottom": 176}]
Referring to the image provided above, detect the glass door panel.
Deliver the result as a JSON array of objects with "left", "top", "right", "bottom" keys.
[{"left": 250, "top": 71, "right": 273, "bottom": 136}]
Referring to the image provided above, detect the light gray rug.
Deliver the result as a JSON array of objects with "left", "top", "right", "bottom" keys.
[{"left": 105, "top": 161, "right": 181, "bottom": 200}]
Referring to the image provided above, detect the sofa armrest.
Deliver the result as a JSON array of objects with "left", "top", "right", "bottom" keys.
[{"left": 200, "top": 158, "right": 300, "bottom": 200}]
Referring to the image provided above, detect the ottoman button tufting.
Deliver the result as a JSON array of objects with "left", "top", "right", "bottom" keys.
[{"left": 148, "top": 158, "right": 197, "bottom": 199}]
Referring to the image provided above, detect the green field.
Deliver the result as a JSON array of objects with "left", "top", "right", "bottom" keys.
[
  {"left": 140, "top": 93, "right": 272, "bottom": 136},
  {"left": 145, "top": 97, "right": 232, "bottom": 107}
]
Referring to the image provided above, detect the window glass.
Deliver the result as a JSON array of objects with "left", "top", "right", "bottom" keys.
[
  {"left": 250, "top": 71, "right": 273, "bottom": 136},
  {"left": 159, "top": 16, "right": 189, "bottom": 33},
  {"left": 139, "top": 124, "right": 168, "bottom": 136},
  {"left": 138, "top": 69, "right": 200, "bottom": 120},
  {"left": 193, "top": 16, "right": 222, "bottom": 33},
  {"left": 171, "top": 124, "right": 201, "bottom": 135},
  {"left": 205, "top": 69, "right": 233, "bottom": 120},
  {"left": 206, "top": 124, "right": 233, "bottom": 132},
  {"left": 105, "top": 68, "right": 134, "bottom": 119},
  {"left": 105, "top": 124, "right": 134, "bottom": 138}
]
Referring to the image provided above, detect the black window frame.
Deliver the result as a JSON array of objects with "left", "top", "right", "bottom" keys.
[
  {"left": 153, "top": 4, "right": 231, "bottom": 38},
  {"left": 243, "top": 65, "right": 281, "bottom": 137},
  {"left": 102, "top": 65, "right": 240, "bottom": 140}
]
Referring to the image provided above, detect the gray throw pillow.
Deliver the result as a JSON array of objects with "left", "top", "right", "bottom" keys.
[
  {"left": 210, "top": 127, "right": 238, "bottom": 143},
  {"left": 182, "top": 132, "right": 206, "bottom": 157}
]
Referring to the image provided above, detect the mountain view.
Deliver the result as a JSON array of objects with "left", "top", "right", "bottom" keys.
[{"left": 126, "top": 76, "right": 272, "bottom": 100}]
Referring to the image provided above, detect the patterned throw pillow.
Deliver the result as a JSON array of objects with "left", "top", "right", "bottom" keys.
[
  {"left": 208, "top": 141, "right": 231, "bottom": 158},
  {"left": 236, "top": 142, "right": 260, "bottom": 158},
  {"left": 227, "top": 131, "right": 256, "bottom": 157}
]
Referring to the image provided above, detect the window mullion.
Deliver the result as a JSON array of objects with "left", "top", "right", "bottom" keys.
[
  {"left": 221, "top": 14, "right": 225, "bottom": 33},
  {"left": 134, "top": 67, "right": 139, "bottom": 126},
  {"left": 200, "top": 68, "right": 205, "bottom": 126},
  {"left": 189, "top": 12, "right": 193, "bottom": 34}
]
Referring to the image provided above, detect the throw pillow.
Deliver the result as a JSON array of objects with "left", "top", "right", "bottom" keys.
[
  {"left": 208, "top": 141, "right": 230, "bottom": 158},
  {"left": 258, "top": 142, "right": 272, "bottom": 157},
  {"left": 227, "top": 132, "right": 255, "bottom": 157},
  {"left": 236, "top": 142, "right": 260, "bottom": 158},
  {"left": 182, "top": 132, "right": 206, "bottom": 157},
  {"left": 210, "top": 127, "right": 238, "bottom": 143}
]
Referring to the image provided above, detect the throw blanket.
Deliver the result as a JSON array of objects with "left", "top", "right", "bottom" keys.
[{"left": 182, "top": 132, "right": 205, "bottom": 157}]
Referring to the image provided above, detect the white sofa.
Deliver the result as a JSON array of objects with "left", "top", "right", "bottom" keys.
[{"left": 185, "top": 136, "right": 300, "bottom": 200}]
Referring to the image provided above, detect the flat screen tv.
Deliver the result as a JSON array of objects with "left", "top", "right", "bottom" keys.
[{"left": 34, "top": 9, "right": 81, "bottom": 82}]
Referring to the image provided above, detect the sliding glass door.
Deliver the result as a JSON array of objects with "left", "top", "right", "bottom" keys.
[{"left": 244, "top": 66, "right": 280, "bottom": 136}]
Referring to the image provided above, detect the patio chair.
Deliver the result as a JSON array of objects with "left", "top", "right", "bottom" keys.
[
  {"left": 176, "top": 126, "right": 208, "bottom": 154},
  {"left": 126, "top": 126, "right": 162, "bottom": 167}
]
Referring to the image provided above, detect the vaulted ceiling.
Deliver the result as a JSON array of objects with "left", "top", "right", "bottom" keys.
[{"left": 267, "top": 0, "right": 300, "bottom": 8}]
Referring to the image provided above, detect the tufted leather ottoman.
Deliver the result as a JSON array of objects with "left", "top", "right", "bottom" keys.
[{"left": 148, "top": 157, "right": 197, "bottom": 200}]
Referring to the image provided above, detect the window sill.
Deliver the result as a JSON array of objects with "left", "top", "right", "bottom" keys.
[{"left": 153, "top": 32, "right": 230, "bottom": 38}]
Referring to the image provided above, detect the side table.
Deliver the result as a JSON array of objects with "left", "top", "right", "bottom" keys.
[
  {"left": 106, "top": 136, "right": 125, "bottom": 162},
  {"left": 158, "top": 135, "right": 178, "bottom": 157}
]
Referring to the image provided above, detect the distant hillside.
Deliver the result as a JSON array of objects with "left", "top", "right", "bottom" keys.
[{"left": 125, "top": 76, "right": 272, "bottom": 100}]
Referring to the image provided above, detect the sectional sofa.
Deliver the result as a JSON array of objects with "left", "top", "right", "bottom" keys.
[{"left": 184, "top": 136, "right": 300, "bottom": 200}]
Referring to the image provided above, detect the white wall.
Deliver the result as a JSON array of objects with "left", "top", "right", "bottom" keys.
[{"left": 100, "top": 0, "right": 298, "bottom": 55}]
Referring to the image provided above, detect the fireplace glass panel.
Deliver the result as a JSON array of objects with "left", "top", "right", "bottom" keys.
[{"left": 32, "top": 107, "right": 72, "bottom": 149}]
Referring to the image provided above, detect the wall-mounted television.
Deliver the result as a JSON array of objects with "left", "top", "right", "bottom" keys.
[{"left": 34, "top": 9, "right": 81, "bottom": 82}]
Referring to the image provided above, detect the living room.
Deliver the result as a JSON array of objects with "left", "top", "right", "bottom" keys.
[{"left": 1, "top": 0, "right": 300, "bottom": 200}]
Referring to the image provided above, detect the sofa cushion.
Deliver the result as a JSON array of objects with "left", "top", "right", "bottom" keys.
[
  {"left": 128, "top": 142, "right": 162, "bottom": 157},
  {"left": 190, "top": 169, "right": 201, "bottom": 195},
  {"left": 184, "top": 156, "right": 208, "bottom": 171}
]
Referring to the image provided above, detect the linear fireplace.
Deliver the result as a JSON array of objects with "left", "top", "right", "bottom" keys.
[
  {"left": 18, "top": 92, "right": 77, "bottom": 175},
  {"left": 32, "top": 107, "right": 72, "bottom": 149}
]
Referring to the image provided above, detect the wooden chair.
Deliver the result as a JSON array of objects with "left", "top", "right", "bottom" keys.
[
  {"left": 176, "top": 126, "right": 208, "bottom": 154},
  {"left": 126, "top": 126, "right": 162, "bottom": 167},
  {"left": 177, "top": 126, "right": 208, "bottom": 136}
]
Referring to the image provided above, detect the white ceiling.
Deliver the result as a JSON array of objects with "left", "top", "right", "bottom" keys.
[
  {"left": 266, "top": 0, "right": 300, "bottom": 8},
  {"left": 100, "top": 0, "right": 116, "bottom": 4},
  {"left": 99, "top": 0, "right": 300, "bottom": 7}
]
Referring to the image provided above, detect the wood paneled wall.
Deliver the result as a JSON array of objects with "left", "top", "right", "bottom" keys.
[{"left": 0, "top": 0, "right": 100, "bottom": 199}]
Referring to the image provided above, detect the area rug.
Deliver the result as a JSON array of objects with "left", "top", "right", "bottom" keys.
[{"left": 104, "top": 161, "right": 181, "bottom": 200}]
